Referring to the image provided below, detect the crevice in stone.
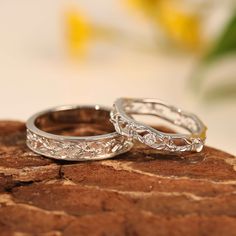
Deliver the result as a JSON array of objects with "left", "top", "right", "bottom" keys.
[
  {"left": 4, "top": 180, "right": 34, "bottom": 193},
  {"left": 58, "top": 165, "right": 65, "bottom": 180}
]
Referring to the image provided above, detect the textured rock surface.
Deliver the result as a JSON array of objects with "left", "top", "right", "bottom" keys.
[{"left": 0, "top": 121, "right": 235, "bottom": 236}]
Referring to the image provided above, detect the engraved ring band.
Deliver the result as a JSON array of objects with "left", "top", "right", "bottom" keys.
[
  {"left": 26, "top": 105, "right": 133, "bottom": 161},
  {"left": 110, "top": 98, "right": 207, "bottom": 153}
]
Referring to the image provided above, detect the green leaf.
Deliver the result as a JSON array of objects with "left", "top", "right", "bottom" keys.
[
  {"left": 203, "top": 81, "right": 236, "bottom": 102},
  {"left": 190, "top": 10, "right": 236, "bottom": 91},
  {"left": 204, "top": 11, "right": 236, "bottom": 63}
]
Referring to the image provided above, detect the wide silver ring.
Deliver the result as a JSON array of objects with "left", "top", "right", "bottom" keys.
[
  {"left": 110, "top": 98, "right": 207, "bottom": 153},
  {"left": 26, "top": 105, "right": 133, "bottom": 161}
]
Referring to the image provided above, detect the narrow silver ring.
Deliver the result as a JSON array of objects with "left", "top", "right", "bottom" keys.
[
  {"left": 26, "top": 105, "right": 133, "bottom": 161},
  {"left": 110, "top": 98, "right": 207, "bottom": 153}
]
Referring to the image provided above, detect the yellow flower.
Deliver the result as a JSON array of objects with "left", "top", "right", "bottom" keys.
[
  {"left": 157, "top": 1, "right": 202, "bottom": 51},
  {"left": 126, "top": 0, "right": 160, "bottom": 17},
  {"left": 64, "top": 8, "right": 91, "bottom": 57},
  {"left": 126, "top": 0, "right": 203, "bottom": 51}
]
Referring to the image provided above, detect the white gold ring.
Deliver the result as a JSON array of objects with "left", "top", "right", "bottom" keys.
[
  {"left": 110, "top": 98, "right": 207, "bottom": 153},
  {"left": 26, "top": 105, "right": 133, "bottom": 161}
]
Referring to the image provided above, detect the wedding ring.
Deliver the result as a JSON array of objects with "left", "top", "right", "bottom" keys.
[
  {"left": 110, "top": 98, "right": 207, "bottom": 153},
  {"left": 26, "top": 105, "right": 133, "bottom": 161}
]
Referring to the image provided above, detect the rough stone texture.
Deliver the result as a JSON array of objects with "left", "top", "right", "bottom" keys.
[{"left": 0, "top": 121, "right": 236, "bottom": 236}]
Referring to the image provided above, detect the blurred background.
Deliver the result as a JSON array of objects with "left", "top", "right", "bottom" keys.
[{"left": 0, "top": 0, "right": 235, "bottom": 154}]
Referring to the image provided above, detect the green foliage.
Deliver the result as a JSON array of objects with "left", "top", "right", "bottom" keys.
[
  {"left": 203, "top": 82, "right": 236, "bottom": 102},
  {"left": 204, "top": 11, "right": 236, "bottom": 63},
  {"left": 192, "top": 10, "right": 236, "bottom": 102}
]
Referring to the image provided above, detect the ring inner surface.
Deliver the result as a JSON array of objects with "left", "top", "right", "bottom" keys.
[
  {"left": 123, "top": 100, "right": 200, "bottom": 134},
  {"left": 35, "top": 108, "right": 115, "bottom": 136}
]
